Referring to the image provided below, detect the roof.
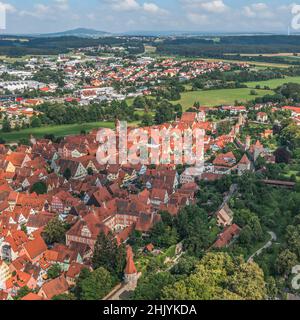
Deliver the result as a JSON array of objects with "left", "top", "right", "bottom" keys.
[
  {"left": 23, "top": 236, "right": 47, "bottom": 260},
  {"left": 239, "top": 154, "right": 251, "bottom": 165},
  {"left": 213, "top": 224, "right": 241, "bottom": 248},
  {"left": 124, "top": 245, "right": 137, "bottom": 275},
  {"left": 21, "top": 293, "right": 45, "bottom": 300},
  {"left": 40, "top": 275, "right": 69, "bottom": 299},
  {"left": 66, "top": 262, "right": 86, "bottom": 279}
]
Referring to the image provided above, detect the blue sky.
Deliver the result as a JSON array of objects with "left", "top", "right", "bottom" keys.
[{"left": 0, "top": 0, "right": 298, "bottom": 34}]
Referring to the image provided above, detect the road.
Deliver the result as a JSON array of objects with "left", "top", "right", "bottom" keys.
[{"left": 247, "top": 231, "right": 277, "bottom": 263}]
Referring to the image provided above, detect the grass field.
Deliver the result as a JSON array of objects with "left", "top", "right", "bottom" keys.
[
  {"left": 244, "top": 76, "right": 300, "bottom": 89},
  {"left": 203, "top": 58, "right": 291, "bottom": 69},
  {"left": 0, "top": 121, "right": 115, "bottom": 143},
  {"left": 172, "top": 88, "right": 273, "bottom": 109}
]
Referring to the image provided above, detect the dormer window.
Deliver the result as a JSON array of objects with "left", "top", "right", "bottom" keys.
[{"left": 81, "top": 225, "right": 91, "bottom": 238}]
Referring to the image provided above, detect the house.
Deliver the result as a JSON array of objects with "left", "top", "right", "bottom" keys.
[
  {"left": 56, "top": 159, "right": 87, "bottom": 180},
  {"left": 66, "top": 212, "right": 109, "bottom": 250},
  {"left": 216, "top": 204, "right": 233, "bottom": 227},
  {"left": 38, "top": 275, "right": 69, "bottom": 300},
  {"left": 23, "top": 236, "right": 47, "bottom": 263},
  {"left": 150, "top": 188, "right": 169, "bottom": 208},
  {"left": 66, "top": 262, "right": 87, "bottom": 286},
  {"left": 21, "top": 292, "right": 45, "bottom": 300},
  {"left": 213, "top": 152, "right": 237, "bottom": 174},
  {"left": 213, "top": 224, "right": 241, "bottom": 248},
  {"left": 5, "top": 270, "right": 37, "bottom": 296},
  {"left": 0, "top": 260, "right": 10, "bottom": 290},
  {"left": 257, "top": 112, "right": 268, "bottom": 123},
  {"left": 87, "top": 187, "right": 112, "bottom": 207}
]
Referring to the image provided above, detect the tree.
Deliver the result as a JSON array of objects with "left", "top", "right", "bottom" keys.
[
  {"left": 63, "top": 168, "right": 72, "bottom": 180},
  {"left": 52, "top": 293, "right": 76, "bottom": 300},
  {"left": 141, "top": 113, "right": 154, "bottom": 127},
  {"left": 74, "top": 268, "right": 91, "bottom": 299},
  {"left": 149, "top": 222, "right": 178, "bottom": 248},
  {"left": 31, "top": 116, "right": 42, "bottom": 128},
  {"left": 42, "top": 216, "right": 67, "bottom": 245},
  {"left": 79, "top": 267, "right": 117, "bottom": 300},
  {"left": 13, "top": 286, "right": 32, "bottom": 300},
  {"left": 47, "top": 264, "right": 62, "bottom": 279},
  {"left": 162, "top": 252, "right": 267, "bottom": 300},
  {"left": 274, "top": 147, "right": 291, "bottom": 164},
  {"left": 275, "top": 249, "right": 298, "bottom": 276},
  {"left": 132, "top": 272, "right": 176, "bottom": 300},
  {"left": 2, "top": 119, "right": 11, "bottom": 132},
  {"left": 92, "top": 232, "right": 126, "bottom": 279},
  {"left": 87, "top": 167, "right": 93, "bottom": 176},
  {"left": 175, "top": 205, "right": 212, "bottom": 257},
  {"left": 30, "top": 181, "right": 47, "bottom": 195}
]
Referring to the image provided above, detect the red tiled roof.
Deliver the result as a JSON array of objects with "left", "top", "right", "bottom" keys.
[{"left": 23, "top": 236, "right": 47, "bottom": 260}]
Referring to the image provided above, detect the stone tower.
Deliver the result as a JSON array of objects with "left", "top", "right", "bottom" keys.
[{"left": 124, "top": 245, "right": 138, "bottom": 287}]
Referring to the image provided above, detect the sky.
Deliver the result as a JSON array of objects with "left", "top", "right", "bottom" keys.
[{"left": 0, "top": 0, "right": 299, "bottom": 34}]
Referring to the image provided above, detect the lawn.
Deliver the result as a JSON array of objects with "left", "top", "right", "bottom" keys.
[
  {"left": 0, "top": 121, "right": 115, "bottom": 143},
  {"left": 172, "top": 88, "right": 273, "bottom": 109},
  {"left": 244, "top": 76, "right": 300, "bottom": 89}
]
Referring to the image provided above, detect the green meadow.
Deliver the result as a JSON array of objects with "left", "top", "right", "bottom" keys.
[
  {"left": 0, "top": 121, "right": 115, "bottom": 143},
  {"left": 173, "top": 88, "right": 273, "bottom": 109},
  {"left": 244, "top": 76, "right": 300, "bottom": 90}
]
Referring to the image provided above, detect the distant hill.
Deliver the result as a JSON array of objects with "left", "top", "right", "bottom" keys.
[{"left": 36, "top": 28, "right": 111, "bottom": 38}]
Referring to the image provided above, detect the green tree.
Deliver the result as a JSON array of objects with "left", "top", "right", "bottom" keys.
[
  {"left": 79, "top": 267, "right": 117, "bottom": 300},
  {"left": 92, "top": 232, "right": 126, "bottom": 279},
  {"left": 132, "top": 272, "right": 176, "bottom": 300},
  {"left": 275, "top": 249, "right": 298, "bottom": 276},
  {"left": 162, "top": 252, "right": 267, "bottom": 300},
  {"left": 52, "top": 293, "right": 76, "bottom": 300},
  {"left": 42, "top": 216, "right": 67, "bottom": 245},
  {"left": 30, "top": 181, "right": 47, "bottom": 195},
  {"left": 63, "top": 168, "right": 72, "bottom": 180},
  {"left": 2, "top": 119, "right": 11, "bottom": 132},
  {"left": 31, "top": 116, "right": 42, "bottom": 128},
  {"left": 47, "top": 264, "right": 62, "bottom": 279}
]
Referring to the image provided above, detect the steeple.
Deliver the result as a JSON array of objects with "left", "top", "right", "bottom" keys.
[{"left": 124, "top": 245, "right": 138, "bottom": 286}]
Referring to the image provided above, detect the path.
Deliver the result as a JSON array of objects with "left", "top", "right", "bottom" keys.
[{"left": 247, "top": 231, "right": 277, "bottom": 263}]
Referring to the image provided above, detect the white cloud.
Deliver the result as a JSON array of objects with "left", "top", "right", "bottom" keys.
[
  {"left": 181, "top": 0, "right": 228, "bottom": 13},
  {"left": 54, "top": 0, "right": 69, "bottom": 11},
  {"left": 143, "top": 3, "right": 168, "bottom": 15},
  {"left": 0, "top": 2, "right": 16, "bottom": 13},
  {"left": 111, "top": 0, "right": 140, "bottom": 11}
]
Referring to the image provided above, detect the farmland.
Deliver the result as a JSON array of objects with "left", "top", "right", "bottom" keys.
[
  {"left": 244, "top": 76, "right": 300, "bottom": 89},
  {"left": 173, "top": 88, "right": 273, "bottom": 109}
]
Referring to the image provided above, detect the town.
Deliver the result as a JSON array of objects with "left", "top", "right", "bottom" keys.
[{"left": 0, "top": 20, "right": 300, "bottom": 302}]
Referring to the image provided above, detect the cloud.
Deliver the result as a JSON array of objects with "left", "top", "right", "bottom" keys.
[
  {"left": 181, "top": 0, "right": 228, "bottom": 13},
  {"left": 111, "top": 0, "right": 140, "bottom": 11},
  {"left": 20, "top": 4, "right": 51, "bottom": 18},
  {"left": 54, "top": 0, "right": 69, "bottom": 11},
  {"left": 108, "top": 0, "right": 168, "bottom": 15},
  {"left": 242, "top": 3, "right": 274, "bottom": 19},
  {"left": 143, "top": 3, "right": 168, "bottom": 15},
  {"left": 0, "top": 1, "right": 16, "bottom": 13}
]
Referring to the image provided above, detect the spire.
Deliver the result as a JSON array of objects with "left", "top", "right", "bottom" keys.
[{"left": 124, "top": 245, "right": 137, "bottom": 275}]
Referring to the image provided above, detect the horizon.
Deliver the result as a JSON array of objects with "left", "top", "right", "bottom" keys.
[{"left": 0, "top": 0, "right": 298, "bottom": 35}]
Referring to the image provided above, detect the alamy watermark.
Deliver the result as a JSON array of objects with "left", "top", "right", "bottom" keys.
[
  {"left": 95, "top": 121, "right": 205, "bottom": 167},
  {"left": 292, "top": 4, "right": 300, "bottom": 30},
  {"left": 291, "top": 265, "right": 300, "bottom": 290}
]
